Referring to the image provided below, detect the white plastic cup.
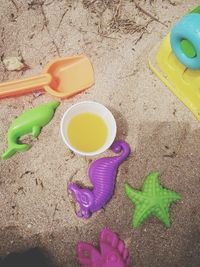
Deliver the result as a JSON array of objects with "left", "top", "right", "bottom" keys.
[{"left": 60, "top": 101, "right": 117, "bottom": 156}]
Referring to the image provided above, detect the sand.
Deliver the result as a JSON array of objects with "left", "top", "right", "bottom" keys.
[{"left": 0, "top": 0, "right": 200, "bottom": 266}]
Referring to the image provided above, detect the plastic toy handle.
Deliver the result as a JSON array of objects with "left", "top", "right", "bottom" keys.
[{"left": 0, "top": 73, "right": 52, "bottom": 98}]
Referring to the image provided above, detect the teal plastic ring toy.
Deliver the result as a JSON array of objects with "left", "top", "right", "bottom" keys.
[{"left": 170, "top": 14, "right": 200, "bottom": 70}]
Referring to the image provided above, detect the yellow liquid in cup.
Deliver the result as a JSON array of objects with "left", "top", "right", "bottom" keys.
[{"left": 67, "top": 112, "right": 108, "bottom": 152}]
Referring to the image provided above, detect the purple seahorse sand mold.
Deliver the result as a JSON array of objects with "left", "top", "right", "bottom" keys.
[
  {"left": 77, "top": 228, "right": 132, "bottom": 267},
  {"left": 68, "top": 140, "right": 130, "bottom": 219}
]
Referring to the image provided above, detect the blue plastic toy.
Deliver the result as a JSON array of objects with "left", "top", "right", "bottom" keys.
[{"left": 170, "top": 13, "right": 200, "bottom": 69}]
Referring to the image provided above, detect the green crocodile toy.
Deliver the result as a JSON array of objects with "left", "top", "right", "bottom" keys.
[{"left": 2, "top": 101, "right": 60, "bottom": 160}]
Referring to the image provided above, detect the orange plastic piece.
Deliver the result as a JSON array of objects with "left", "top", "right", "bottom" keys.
[{"left": 0, "top": 55, "right": 94, "bottom": 99}]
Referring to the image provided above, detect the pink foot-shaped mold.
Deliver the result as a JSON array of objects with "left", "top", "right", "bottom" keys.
[
  {"left": 100, "top": 228, "right": 132, "bottom": 267},
  {"left": 77, "top": 242, "right": 103, "bottom": 267},
  {"left": 77, "top": 228, "right": 132, "bottom": 267}
]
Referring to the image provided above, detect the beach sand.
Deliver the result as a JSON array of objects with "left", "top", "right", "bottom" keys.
[{"left": 0, "top": 0, "right": 200, "bottom": 266}]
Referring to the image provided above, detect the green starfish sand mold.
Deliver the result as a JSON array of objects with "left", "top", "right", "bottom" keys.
[{"left": 125, "top": 172, "right": 182, "bottom": 228}]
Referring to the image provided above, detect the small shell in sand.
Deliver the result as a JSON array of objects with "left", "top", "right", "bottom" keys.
[{"left": 3, "top": 56, "right": 25, "bottom": 71}]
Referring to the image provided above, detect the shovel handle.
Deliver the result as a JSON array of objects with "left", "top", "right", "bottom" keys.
[{"left": 0, "top": 73, "right": 52, "bottom": 99}]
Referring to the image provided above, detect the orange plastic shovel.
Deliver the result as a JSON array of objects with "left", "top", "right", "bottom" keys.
[{"left": 0, "top": 55, "right": 94, "bottom": 99}]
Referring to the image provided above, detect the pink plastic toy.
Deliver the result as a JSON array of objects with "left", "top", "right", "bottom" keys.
[
  {"left": 77, "top": 228, "right": 132, "bottom": 267},
  {"left": 68, "top": 140, "right": 130, "bottom": 219}
]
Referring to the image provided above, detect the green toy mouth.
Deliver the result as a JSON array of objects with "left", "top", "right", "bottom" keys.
[{"left": 180, "top": 39, "right": 197, "bottom": 58}]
